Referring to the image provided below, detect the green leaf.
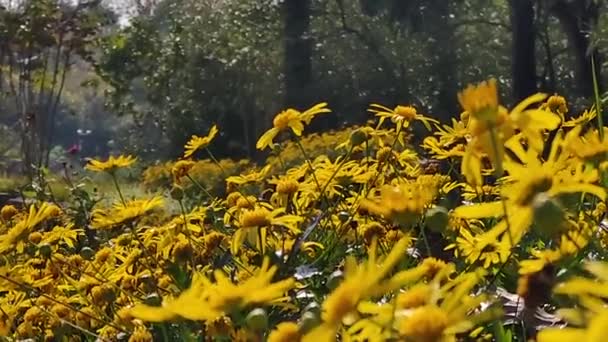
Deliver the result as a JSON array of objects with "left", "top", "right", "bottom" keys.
[
  {"left": 493, "top": 322, "right": 513, "bottom": 342},
  {"left": 166, "top": 261, "right": 191, "bottom": 290}
]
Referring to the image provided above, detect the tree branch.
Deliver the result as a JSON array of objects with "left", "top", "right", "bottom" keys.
[
  {"left": 334, "top": 0, "right": 398, "bottom": 81},
  {"left": 453, "top": 18, "right": 511, "bottom": 31}
]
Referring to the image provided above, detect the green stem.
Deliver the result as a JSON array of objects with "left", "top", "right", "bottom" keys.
[
  {"left": 420, "top": 224, "right": 432, "bottom": 257},
  {"left": 205, "top": 147, "right": 227, "bottom": 176},
  {"left": 186, "top": 174, "right": 215, "bottom": 203},
  {"left": 258, "top": 227, "right": 265, "bottom": 255},
  {"left": 110, "top": 172, "right": 126, "bottom": 205},
  {"left": 295, "top": 138, "right": 323, "bottom": 193},
  {"left": 160, "top": 323, "right": 170, "bottom": 342},
  {"left": 592, "top": 55, "right": 604, "bottom": 141}
]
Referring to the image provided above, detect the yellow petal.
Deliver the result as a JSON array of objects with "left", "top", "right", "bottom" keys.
[
  {"left": 519, "top": 109, "right": 561, "bottom": 130},
  {"left": 129, "top": 304, "right": 177, "bottom": 322},
  {"left": 256, "top": 128, "right": 279, "bottom": 150},
  {"left": 289, "top": 120, "right": 305, "bottom": 136},
  {"left": 453, "top": 201, "right": 504, "bottom": 219},
  {"left": 553, "top": 183, "right": 606, "bottom": 201},
  {"left": 462, "top": 147, "right": 483, "bottom": 186},
  {"left": 511, "top": 93, "right": 547, "bottom": 116}
]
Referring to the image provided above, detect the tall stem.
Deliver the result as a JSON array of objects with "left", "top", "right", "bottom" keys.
[{"left": 110, "top": 172, "right": 126, "bottom": 206}]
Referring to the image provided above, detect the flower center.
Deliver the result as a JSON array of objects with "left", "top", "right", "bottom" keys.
[
  {"left": 400, "top": 305, "right": 449, "bottom": 342},
  {"left": 276, "top": 179, "right": 300, "bottom": 195},
  {"left": 241, "top": 208, "right": 271, "bottom": 227},
  {"left": 394, "top": 105, "right": 418, "bottom": 121},
  {"left": 273, "top": 109, "right": 298, "bottom": 130}
]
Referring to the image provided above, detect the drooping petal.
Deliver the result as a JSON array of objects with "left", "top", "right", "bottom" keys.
[
  {"left": 553, "top": 183, "right": 606, "bottom": 201},
  {"left": 510, "top": 93, "right": 547, "bottom": 116},
  {"left": 256, "top": 127, "right": 280, "bottom": 150}
]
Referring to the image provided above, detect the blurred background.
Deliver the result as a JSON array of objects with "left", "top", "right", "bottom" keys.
[{"left": 0, "top": 0, "right": 607, "bottom": 175}]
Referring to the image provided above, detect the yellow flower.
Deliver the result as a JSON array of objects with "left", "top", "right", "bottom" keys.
[
  {"left": 544, "top": 94, "right": 568, "bottom": 114},
  {"left": 395, "top": 270, "right": 493, "bottom": 342},
  {"left": 130, "top": 258, "right": 295, "bottom": 322},
  {"left": 275, "top": 178, "right": 300, "bottom": 195},
  {"left": 458, "top": 78, "right": 499, "bottom": 123},
  {"left": 232, "top": 205, "right": 303, "bottom": 254},
  {"left": 226, "top": 165, "right": 272, "bottom": 186},
  {"left": 256, "top": 103, "right": 331, "bottom": 150},
  {"left": 304, "top": 237, "right": 414, "bottom": 340},
  {"left": 361, "top": 181, "right": 437, "bottom": 226},
  {"left": 564, "top": 125, "right": 608, "bottom": 163},
  {"left": 345, "top": 267, "right": 493, "bottom": 341},
  {"left": 128, "top": 326, "right": 154, "bottom": 342},
  {"left": 447, "top": 226, "right": 510, "bottom": 268},
  {"left": 399, "top": 305, "right": 449, "bottom": 342},
  {"left": 454, "top": 137, "right": 605, "bottom": 247},
  {"left": 85, "top": 155, "right": 137, "bottom": 172},
  {"left": 458, "top": 79, "right": 560, "bottom": 186},
  {"left": 90, "top": 196, "right": 164, "bottom": 229},
  {"left": 369, "top": 104, "right": 438, "bottom": 131},
  {"left": 0, "top": 205, "right": 18, "bottom": 221},
  {"left": 422, "top": 136, "right": 465, "bottom": 160},
  {"left": 554, "top": 261, "right": 608, "bottom": 299},
  {"left": 184, "top": 125, "right": 219, "bottom": 158},
  {"left": 0, "top": 202, "right": 61, "bottom": 253},
  {"left": 171, "top": 159, "right": 195, "bottom": 183},
  {"left": 41, "top": 224, "right": 82, "bottom": 248},
  {"left": 562, "top": 108, "right": 597, "bottom": 128}
]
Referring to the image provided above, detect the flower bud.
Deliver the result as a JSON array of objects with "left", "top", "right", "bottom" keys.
[
  {"left": 143, "top": 293, "right": 161, "bottom": 306},
  {"left": 245, "top": 308, "right": 268, "bottom": 331},
  {"left": 326, "top": 270, "right": 343, "bottom": 290},
  {"left": 532, "top": 193, "right": 565, "bottom": 237},
  {"left": 350, "top": 129, "right": 368, "bottom": 147},
  {"left": 304, "top": 301, "right": 321, "bottom": 314},
  {"left": 299, "top": 311, "right": 320, "bottom": 334},
  {"left": 425, "top": 206, "right": 449, "bottom": 233},
  {"left": 0, "top": 205, "right": 18, "bottom": 221},
  {"left": 38, "top": 243, "right": 52, "bottom": 258},
  {"left": 337, "top": 211, "right": 350, "bottom": 223},
  {"left": 80, "top": 247, "right": 95, "bottom": 260}
]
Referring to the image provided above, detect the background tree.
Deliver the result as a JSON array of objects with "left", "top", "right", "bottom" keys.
[
  {"left": 284, "top": 0, "right": 313, "bottom": 108},
  {"left": 0, "top": 0, "right": 112, "bottom": 178},
  {"left": 510, "top": 0, "right": 537, "bottom": 101},
  {"left": 551, "top": 0, "right": 603, "bottom": 97},
  {"left": 3, "top": 0, "right": 608, "bottom": 172}
]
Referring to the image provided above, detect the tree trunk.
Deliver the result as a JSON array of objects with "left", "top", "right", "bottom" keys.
[
  {"left": 510, "top": 0, "right": 537, "bottom": 102},
  {"left": 284, "top": 0, "right": 312, "bottom": 109},
  {"left": 551, "top": 0, "right": 602, "bottom": 97},
  {"left": 427, "top": 0, "right": 458, "bottom": 120}
]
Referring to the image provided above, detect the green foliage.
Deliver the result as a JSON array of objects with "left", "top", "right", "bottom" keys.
[{"left": 99, "top": 0, "right": 606, "bottom": 160}]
